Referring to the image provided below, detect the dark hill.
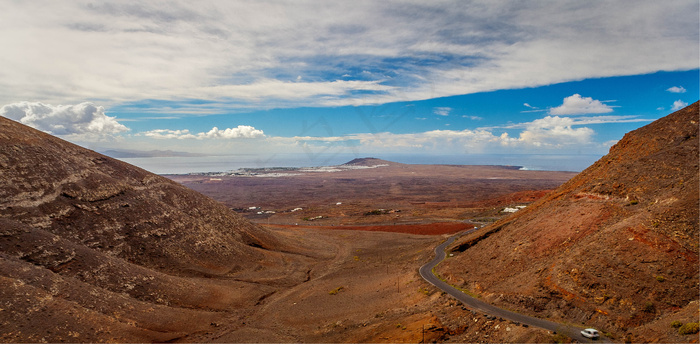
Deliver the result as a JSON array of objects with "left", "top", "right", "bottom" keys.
[
  {"left": 440, "top": 102, "right": 699, "bottom": 342},
  {"left": 0, "top": 116, "right": 307, "bottom": 342},
  {"left": 342, "top": 157, "right": 398, "bottom": 166}
]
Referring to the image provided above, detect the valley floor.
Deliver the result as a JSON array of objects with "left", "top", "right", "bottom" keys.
[{"left": 182, "top": 225, "right": 555, "bottom": 343}]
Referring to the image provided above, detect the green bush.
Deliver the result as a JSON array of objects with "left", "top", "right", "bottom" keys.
[
  {"left": 678, "top": 322, "right": 699, "bottom": 335},
  {"left": 671, "top": 320, "right": 683, "bottom": 328},
  {"left": 655, "top": 275, "right": 665, "bottom": 282}
]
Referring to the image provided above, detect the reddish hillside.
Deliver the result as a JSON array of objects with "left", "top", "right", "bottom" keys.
[
  {"left": 0, "top": 116, "right": 304, "bottom": 342},
  {"left": 440, "top": 102, "right": 699, "bottom": 342}
]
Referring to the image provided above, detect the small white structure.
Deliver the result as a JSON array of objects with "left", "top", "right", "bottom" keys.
[{"left": 502, "top": 205, "right": 527, "bottom": 213}]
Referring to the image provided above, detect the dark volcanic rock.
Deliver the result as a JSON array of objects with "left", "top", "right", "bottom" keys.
[{"left": 0, "top": 116, "right": 293, "bottom": 342}]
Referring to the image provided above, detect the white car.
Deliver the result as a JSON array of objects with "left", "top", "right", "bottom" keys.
[{"left": 581, "top": 328, "right": 600, "bottom": 339}]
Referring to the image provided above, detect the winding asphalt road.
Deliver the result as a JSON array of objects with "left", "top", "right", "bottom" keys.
[{"left": 420, "top": 230, "right": 602, "bottom": 343}]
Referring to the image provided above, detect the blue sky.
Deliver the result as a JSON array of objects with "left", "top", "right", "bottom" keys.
[{"left": 0, "top": 1, "right": 698, "bottom": 168}]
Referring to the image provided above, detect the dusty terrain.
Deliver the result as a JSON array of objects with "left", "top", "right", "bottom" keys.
[
  {"left": 0, "top": 114, "right": 568, "bottom": 342},
  {"left": 0, "top": 115, "right": 572, "bottom": 342},
  {"left": 438, "top": 102, "right": 700, "bottom": 343},
  {"left": 4, "top": 102, "right": 696, "bottom": 343},
  {"left": 167, "top": 159, "right": 574, "bottom": 227}
]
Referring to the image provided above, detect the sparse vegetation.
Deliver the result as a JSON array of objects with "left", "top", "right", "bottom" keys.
[
  {"left": 551, "top": 333, "right": 569, "bottom": 343},
  {"left": 655, "top": 275, "right": 665, "bottom": 282},
  {"left": 671, "top": 320, "right": 683, "bottom": 328},
  {"left": 328, "top": 286, "right": 344, "bottom": 295},
  {"left": 678, "top": 322, "right": 699, "bottom": 335},
  {"left": 643, "top": 302, "right": 655, "bottom": 313}
]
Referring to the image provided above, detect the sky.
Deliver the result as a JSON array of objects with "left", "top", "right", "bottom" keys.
[{"left": 0, "top": 1, "right": 698, "bottom": 171}]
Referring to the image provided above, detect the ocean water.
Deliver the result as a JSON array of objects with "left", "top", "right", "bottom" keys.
[{"left": 117, "top": 153, "right": 602, "bottom": 175}]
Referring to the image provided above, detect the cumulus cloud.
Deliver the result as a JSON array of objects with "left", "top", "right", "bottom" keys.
[
  {"left": 200, "top": 126, "right": 264, "bottom": 139},
  {"left": 549, "top": 94, "right": 614, "bottom": 115},
  {"left": 666, "top": 86, "right": 686, "bottom": 93},
  {"left": 671, "top": 100, "right": 688, "bottom": 111},
  {"left": 0, "top": 102, "right": 128, "bottom": 140},
  {"left": 143, "top": 126, "right": 264, "bottom": 140},
  {"left": 514, "top": 116, "right": 594, "bottom": 147},
  {"left": 275, "top": 115, "right": 597, "bottom": 153}
]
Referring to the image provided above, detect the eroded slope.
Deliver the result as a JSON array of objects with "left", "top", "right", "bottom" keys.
[
  {"left": 440, "top": 102, "right": 699, "bottom": 342},
  {"left": 0, "top": 116, "right": 311, "bottom": 342}
]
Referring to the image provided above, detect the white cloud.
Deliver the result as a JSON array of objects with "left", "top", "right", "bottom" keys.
[
  {"left": 0, "top": 102, "right": 128, "bottom": 141},
  {"left": 671, "top": 100, "right": 689, "bottom": 111},
  {"left": 514, "top": 116, "right": 594, "bottom": 147},
  {"left": 0, "top": 1, "right": 696, "bottom": 110},
  {"left": 143, "top": 129, "right": 196, "bottom": 139},
  {"left": 272, "top": 116, "right": 598, "bottom": 153},
  {"left": 433, "top": 107, "right": 451, "bottom": 116},
  {"left": 549, "top": 94, "right": 614, "bottom": 115},
  {"left": 143, "top": 126, "right": 264, "bottom": 140},
  {"left": 200, "top": 126, "right": 265, "bottom": 139},
  {"left": 667, "top": 86, "right": 687, "bottom": 93},
  {"left": 462, "top": 115, "right": 483, "bottom": 120}
]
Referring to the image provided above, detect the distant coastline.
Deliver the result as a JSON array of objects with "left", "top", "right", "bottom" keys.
[{"left": 113, "top": 153, "right": 602, "bottom": 175}]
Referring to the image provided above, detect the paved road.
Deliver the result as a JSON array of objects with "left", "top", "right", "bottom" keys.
[{"left": 420, "top": 231, "right": 602, "bottom": 343}]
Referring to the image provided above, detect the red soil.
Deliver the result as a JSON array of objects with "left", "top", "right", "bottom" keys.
[{"left": 272, "top": 221, "right": 473, "bottom": 235}]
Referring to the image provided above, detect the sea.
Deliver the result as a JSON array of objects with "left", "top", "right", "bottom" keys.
[{"left": 117, "top": 153, "right": 602, "bottom": 175}]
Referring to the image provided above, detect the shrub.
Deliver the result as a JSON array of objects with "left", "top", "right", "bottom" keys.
[
  {"left": 329, "top": 286, "right": 344, "bottom": 295},
  {"left": 655, "top": 275, "right": 665, "bottom": 282},
  {"left": 678, "top": 322, "right": 699, "bottom": 335},
  {"left": 671, "top": 320, "right": 683, "bottom": 328}
]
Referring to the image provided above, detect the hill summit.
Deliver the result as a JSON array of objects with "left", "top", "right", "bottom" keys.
[
  {"left": 0, "top": 116, "right": 305, "bottom": 342},
  {"left": 441, "top": 102, "right": 699, "bottom": 342},
  {"left": 343, "top": 157, "right": 398, "bottom": 166}
]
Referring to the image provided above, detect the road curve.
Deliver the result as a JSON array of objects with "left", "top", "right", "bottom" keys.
[{"left": 419, "top": 231, "right": 600, "bottom": 343}]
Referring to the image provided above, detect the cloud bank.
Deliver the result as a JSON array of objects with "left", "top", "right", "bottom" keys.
[
  {"left": 0, "top": 102, "right": 128, "bottom": 140},
  {"left": 277, "top": 116, "right": 605, "bottom": 154},
  {"left": 0, "top": 1, "right": 697, "bottom": 110},
  {"left": 143, "top": 126, "right": 264, "bottom": 140}
]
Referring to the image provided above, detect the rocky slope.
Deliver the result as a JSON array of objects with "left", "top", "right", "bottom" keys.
[
  {"left": 440, "top": 102, "right": 699, "bottom": 342},
  {"left": 0, "top": 116, "right": 309, "bottom": 342}
]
